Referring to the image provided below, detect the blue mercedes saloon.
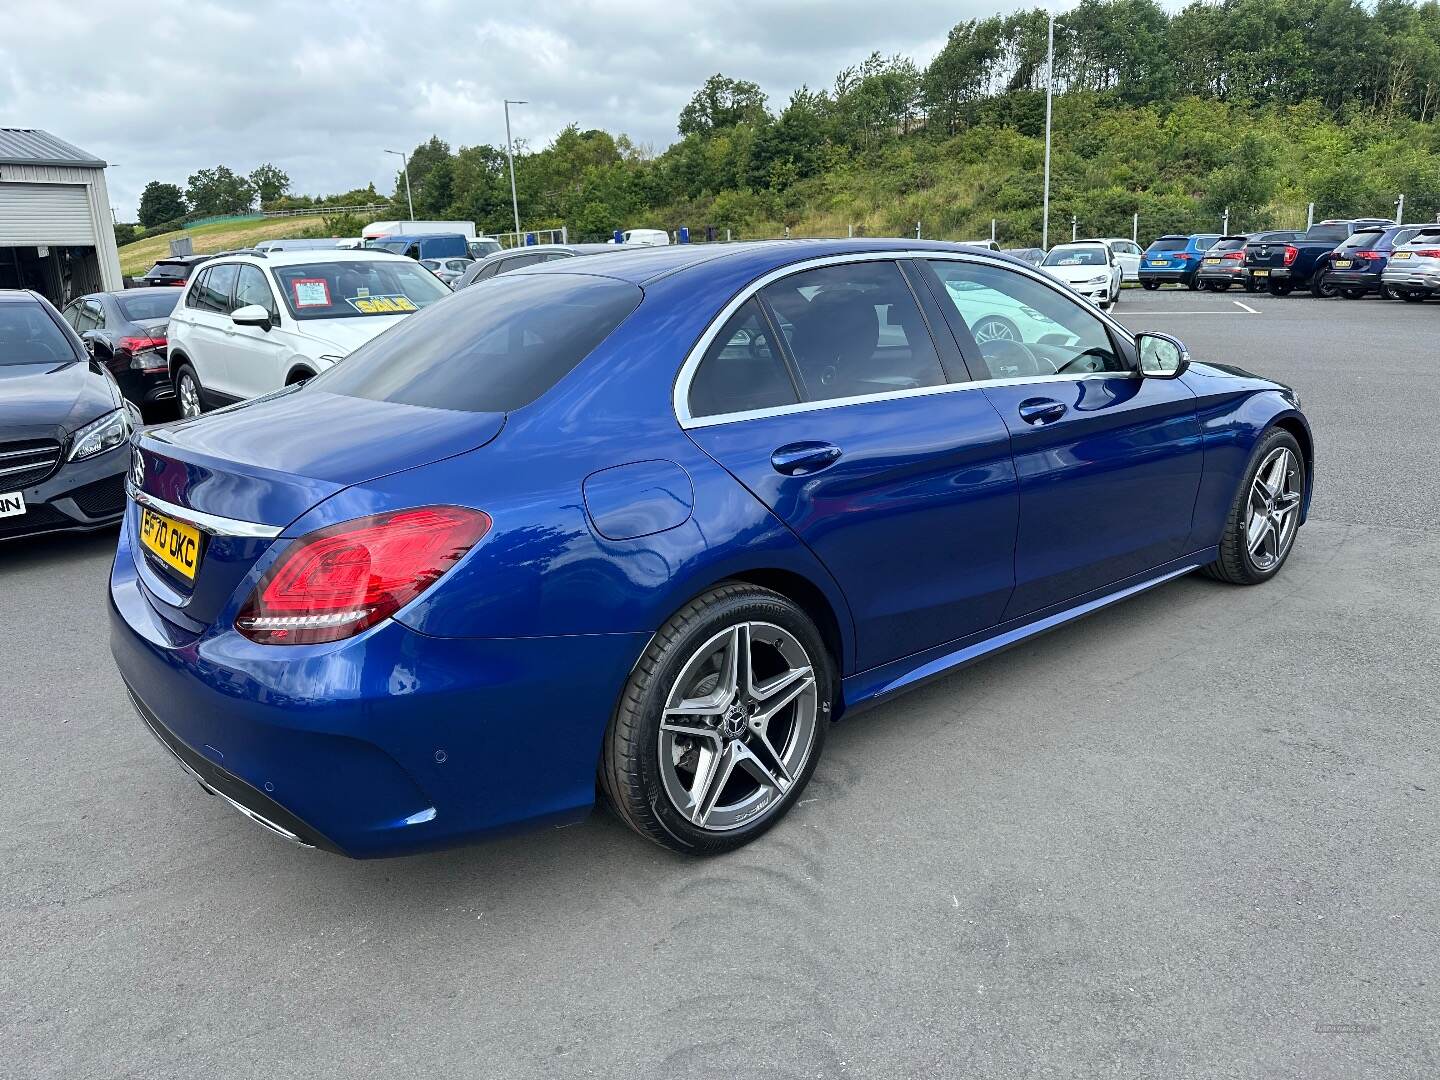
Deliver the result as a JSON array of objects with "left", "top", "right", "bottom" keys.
[{"left": 110, "top": 239, "right": 1313, "bottom": 857}]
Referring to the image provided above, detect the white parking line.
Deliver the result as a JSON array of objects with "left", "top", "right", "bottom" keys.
[
  {"left": 1233, "top": 299, "right": 1260, "bottom": 314},
  {"left": 1123, "top": 310, "right": 1256, "bottom": 316}
]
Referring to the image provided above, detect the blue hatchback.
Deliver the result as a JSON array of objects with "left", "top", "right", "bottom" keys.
[
  {"left": 1140, "top": 234, "right": 1221, "bottom": 289},
  {"left": 111, "top": 240, "right": 1313, "bottom": 857}
]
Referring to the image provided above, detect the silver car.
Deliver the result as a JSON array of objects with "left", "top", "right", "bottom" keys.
[
  {"left": 420, "top": 257, "right": 474, "bottom": 287},
  {"left": 1381, "top": 227, "right": 1440, "bottom": 301}
]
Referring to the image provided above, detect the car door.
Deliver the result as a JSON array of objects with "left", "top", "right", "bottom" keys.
[
  {"left": 177, "top": 265, "right": 239, "bottom": 396},
  {"left": 1113, "top": 241, "right": 1142, "bottom": 282},
  {"left": 680, "top": 258, "right": 1019, "bottom": 671},
  {"left": 223, "top": 263, "right": 286, "bottom": 400},
  {"left": 916, "top": 256, "right": 1203, "bottom": 619}
]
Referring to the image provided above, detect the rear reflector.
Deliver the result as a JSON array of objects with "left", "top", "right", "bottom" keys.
[{"left": 236, "top": 506, "right": 491, "bottom": 644}]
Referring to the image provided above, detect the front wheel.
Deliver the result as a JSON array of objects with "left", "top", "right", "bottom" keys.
[
  {"left": 601, "top": 583, "right": 833, "bottom": 854},
  {"left": 1141, "top": 280, "right": 1160, "bottom": 291},
  {"left": 175, "top": 364, "right": 204, "bottom": 420},
  {"left": 1204, "top": 428, "right": 1306, "bottom": 585}
]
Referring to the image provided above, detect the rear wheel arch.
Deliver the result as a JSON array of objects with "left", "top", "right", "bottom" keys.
[
  {"left": 168, "top": 349, "right": 190, "bottom": 379},
  {"left": 285, "top": 365, "right": 316, "bottom": 385}
]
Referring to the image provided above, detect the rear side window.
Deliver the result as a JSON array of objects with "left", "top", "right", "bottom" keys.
[
  {"left": 1193, "top": 236, "right": 1220, "bottom": 250},
  {"left": 197, "top": 263, "right": 238, "bottom": 313},
  {"left": 1147, "top": 237, "right": 1189, "bottom": 252},
  {"left": 310, "top": 273, "right": 642, "bottom": 412},
  {"left": 688, "top": 299, "right": 798, "bottom": 418},
  {"left": 760, "top": 261, "right": 946, "bottom": 404},
  {"left": 0, "top": 302, "right": 79, "bottom": 366}
]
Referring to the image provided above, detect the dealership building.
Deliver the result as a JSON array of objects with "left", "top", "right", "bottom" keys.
[{"left": 0, "top": 128, "right": 124, "bottom": 305}]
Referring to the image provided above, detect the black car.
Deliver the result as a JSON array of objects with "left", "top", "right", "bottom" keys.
[
  {"left": 451, "top": 243, "right": 618, "bottom": 289},
  {"left": 138, "top": 254, "right": 211, "bottom": 288},
  {"left": 0, "top": 290, "right": 136, "bottom": 542},
  {"left": 60, "top": 288, "right": 178, "bottom": 417}
]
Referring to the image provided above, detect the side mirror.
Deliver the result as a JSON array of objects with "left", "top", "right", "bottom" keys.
[
  {"left": 231, "top": 304, "right": 273, "bottom": 330},
  {"left": 1137, "top": 332, "right": 1189, "bottom": 378}
]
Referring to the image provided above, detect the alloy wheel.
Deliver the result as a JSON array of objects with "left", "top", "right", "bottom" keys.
[
  {"left": 1247, "top": 446, "right": 1302, "bottom": 572},
  {"left": 178, "top": 373, "right": 201, "bottom": 419},
  {"left": 972, "top": 316, "right": 1018, "bottom": 343},
  {"left": 658, "top": 621, "right": 819, "bottom": 832}
]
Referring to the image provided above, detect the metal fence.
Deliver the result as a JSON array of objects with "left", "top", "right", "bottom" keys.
[
  {"left": 495, "top": 228, "right": 569, "bottom": 248},
  {"left": 261, "top": 203, "right": 391, "bottom": 219}
]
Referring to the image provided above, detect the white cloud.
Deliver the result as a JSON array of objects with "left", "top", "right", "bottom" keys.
[{"left": 1, "top": 0, "right": 1013, "bottom": 217}]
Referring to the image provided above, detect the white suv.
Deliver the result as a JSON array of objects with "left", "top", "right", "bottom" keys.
[{"left": 166, "top": 250, "right": 450, "bottom": 418}]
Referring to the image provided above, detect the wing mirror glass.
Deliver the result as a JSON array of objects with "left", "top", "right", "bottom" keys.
[
  {"left": 231, "top": 305, "right": 273, "bottom": 329},
  {"left": 1137, "top": 332, "right": 1189, "bottom": 378}
]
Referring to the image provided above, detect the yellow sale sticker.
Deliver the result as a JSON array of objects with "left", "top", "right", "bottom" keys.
[{"left": 347, "top": 295, "right": 419, "bottom": 314}]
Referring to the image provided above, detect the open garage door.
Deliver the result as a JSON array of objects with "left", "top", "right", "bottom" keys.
[{"left": 0, "top": 182, "right": 95, "bottom": 245}]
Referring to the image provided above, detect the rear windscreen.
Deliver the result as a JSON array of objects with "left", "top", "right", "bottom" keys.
[
  {"left": 1302, "top": 226, "right": 1349, "bottom": 244},
  {"left": 1336, "top": 231, "right": 1384, "bottom": 251},
  {"left": 0, "top": 304, "right": 78, "bottom": 366},
  {"left": 310, "top": 273, "right": 643, "bottom": 412},
  {"left": 145, "top": 262, "right": 190, "bottom": 279},
  {"left": 1147, "top": 238, "right": 1189, "bottom": 252},
  {"left": 1211, "top": 238, "right": 1247, "bottom": 252},
  {"left": 117, "top": 293, "right": 179, "bottom": 321}
]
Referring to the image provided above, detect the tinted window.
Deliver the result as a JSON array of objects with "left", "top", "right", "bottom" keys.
[
  {"left": 760, "top": 261, "right": 946, "bottom": 404},
  {"left": 0, "top": 303, "right": 77, "bottom": 366},
  {"left": 688, "top": 299, "right": 798, "bottom": 418},
  {"left": 1336, "top": 231, "right": 1384, "bottom": 251},
  {"left": 1193, "top": 236, "right": 1220, "bottom": 250},
  {"left": 269, "top": 260, "right": 449, "bottom": 320},
  {"left": 1211, "top": 238, "right": 1247, "bottom": 252},
  {"left": 116, "top": 292, "right": 179, "bottom": 321},
  {"left": 1147, "top": 238, "right": 1189, "bottom": 252},
  {"left": 1043, "top": 246, "right": 1108, "bottom": 266},
  {"left": 185, "top": 269, "right": 211, "bottom": 310},
  {"left": 498, "top": 253, "right": 544, "bottom": 273},
  {"left": 61, "top": 301, "right": 83, "bottom": 329},
  {"left": 1253, "top": 232, "right": 1298, "bottom": 242},
  {"left": 1302, "top": 225, "right": 1349, "bottom": 244},
  {"left": 144, "top": 261, "right": 191, "bottom": 281},
  {"left": 1391, "top": 227, "right": 1425, "bottom": 247},
  {"left": 310, "top": 273, "right": 642, "bottom": 412},
  {"left": 198, "top": 263, "right": 238, "bottom": 314},
  {"left": 925, "top": 260, "right": 1126, "bottom": 381},
  {"left": 234, "top": 265, "right": 277, "bottom": 317}
]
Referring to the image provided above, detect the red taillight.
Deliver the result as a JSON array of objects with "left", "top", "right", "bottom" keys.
[
  {"left": 1222, "top": 251, "right": 1244, "bottom": 261},
  {"left": 236, "top": 506, "right": 491, "bottom": 645},
  {"left": 1283, "top": 246, "right": 1299, "bottom": 266},
  {"left": 119, "top": 336, "right": 168, "bottom": 371},
  {"left": 1413, "top": 249, "right": 1440, "bottom": 258}
]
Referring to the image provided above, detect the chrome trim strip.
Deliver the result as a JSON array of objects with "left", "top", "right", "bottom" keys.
[
  {"left": 671, "top": 247, "right": 1138, "bottom": 430},
  {"left": 126, "top": 483, "right": 284, "bottom": 539},
  {"left": 125, "top": 687, "right": 314, "bottom": 849},
  {"left": 0, "top": 458, "right": 60, "bottom": 478}
]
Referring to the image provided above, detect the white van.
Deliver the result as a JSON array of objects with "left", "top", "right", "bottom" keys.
[{"left": 608, "top": 228, "right": 671, "bottom": 247}]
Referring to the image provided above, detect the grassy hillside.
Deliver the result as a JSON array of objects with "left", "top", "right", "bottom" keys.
[{"left": 117, "top": 214, "right": 332, "bottom": 276}]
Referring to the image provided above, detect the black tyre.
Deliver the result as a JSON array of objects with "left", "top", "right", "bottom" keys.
[
  {"left": 1400, "top": 290, "right": 1427, "bottom": 303},
  {"left": 1379, "top": 284, "right": 1393, "bottom": 300},
  {"left": 1186, "top": 275, "right": 1201, "bottom": 291},
  {"left": 1213, "top": 281, "right": 1232, "bottom": 292},
  {"left": 1142, "top": 280, "right": 1160, "bottom": 291},
  {"left": 175, "top": 363, "right": 204, "bottom": 420},
  {"left": 1244, "top": 279, "right": 1260, "bottom": 293},
  {"left": 1310, "top": 273, "right": 1337, "bottom": 299},
  {"left": 971, "top": 314, "right": 1020, "bottom": 344},
  {"left": 1203, "top": 428, "right": 1306, "bottom": 586},
  {"left": 1340, "top": 287, "right": 1366, "bottom": 300},
  {"left": 600, "top": 583, "right": 833, "bottom": 854},
  {"left": 1268, "top": 280, "right": 1294, "bottom": 297}
]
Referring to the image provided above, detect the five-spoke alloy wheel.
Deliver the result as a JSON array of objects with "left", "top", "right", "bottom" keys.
[
  {"left": 602, "top": 584, "right": 831, "bottom": 853},
  {"left": 1205, "top": 427, "right": 1307, "bottom": 584}
]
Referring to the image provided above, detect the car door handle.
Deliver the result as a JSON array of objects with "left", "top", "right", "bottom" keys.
[
  {"left": 1018, "top": 398, "right": 1067, "bottom": 425},
  {"left": 771, "top": 441, "right": 842, "bottom": 476}
]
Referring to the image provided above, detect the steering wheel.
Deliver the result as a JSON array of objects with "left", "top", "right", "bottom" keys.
[
  {"left": 980, "top": 337, "right": 1046, "bottom": 379},
  {"left": 1053, "top": 346, "right": 1115, "bottom": 376}
]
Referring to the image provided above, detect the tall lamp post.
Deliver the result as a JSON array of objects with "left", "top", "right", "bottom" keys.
[
  {"left": 504, "top": 99, "right": 527, "bottom": 241},
  {"left": 385, "top": 149, "right": 414, "bottom": 220},
  {"left": 1041, "top": 9, "right": 1055, "bottom": 250}
]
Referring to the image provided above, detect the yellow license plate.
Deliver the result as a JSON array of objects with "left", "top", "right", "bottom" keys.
[
  {"left": 140, "top": 506, "right": 202, "bottom": 581},
  {"left": 1252, "top": 269, "right": 1270, "bottom": 276},
  {"left": 1395, "top": 251, "right": 1411, "bottom": 259},
  {"left": 1203, "top": 257, "right": 1221, "bottom": 265},
  {"left": 1333, "top": 260, "right": 1352, "bottom": 268}
]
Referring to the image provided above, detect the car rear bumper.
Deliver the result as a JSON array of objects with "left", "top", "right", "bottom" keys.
[
  {"left": 1139, "top": 268, "right": 1193, "bottom": 283},
  {"left": 0, "top": 441, "right": 126, "bottom": 542},
  {"left": 1325, "top": 270, "right": 1382, "bottom": 287},
  {"left": 1381, "top": 268, "right": 1440, "bottom": 290},
  {"left": 1197, "top": 265, "right": 1245, "bottom": 281},
  {"left": 109, "top": 521, "right": 649, "bottom": 857},
  {"left": 1247, "top": 267, "right": 1292, "bottom": 279}
]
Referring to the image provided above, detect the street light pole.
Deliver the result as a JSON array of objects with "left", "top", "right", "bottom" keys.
[
  {"left": 504, "top": 99, "right": 527, "bottom": 241},
  {"left": 384, "top": 149, "right": 414, "bottom": 220},
  {"left": 1041, "top": 10, "right": 1055, "bottom": 250}
]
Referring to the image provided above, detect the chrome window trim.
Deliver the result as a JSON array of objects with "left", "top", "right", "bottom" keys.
[
  {"left": 672, "top": 248, "right": 1138, "bottom": 430},
  {"left": 126, "top": 484, "right": 284, "bottom": 539}
]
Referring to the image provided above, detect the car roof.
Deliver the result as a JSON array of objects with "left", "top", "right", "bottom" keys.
[
  {"left": 0, "top": 289, "right": 43, "bottom": 304},
  {"left": 509, "top": 237, "right": 1045, "bottom": 286},
  {"left": 210, "top": 249, "right": 416, "bottom": 268},
  {"left": 1050, "top": 240, "right": 1108, "bottom": 248}
]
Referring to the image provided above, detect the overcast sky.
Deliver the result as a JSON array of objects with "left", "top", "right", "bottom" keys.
[{"left": 1, "top": 0, "right": 1071, "bottom": 219}]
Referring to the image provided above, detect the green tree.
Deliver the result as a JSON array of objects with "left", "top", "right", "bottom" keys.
[
  {"left": 678, "top": 74, "right": 769, "bottom": 136},
  {"left": 185, "top": 166, "right": 255, "bottom": 216},
  {"left": 136, "top": 181, "right": 186, "bottom": 228},
  {"left": 249, "top": 163, "right": 291, "bottom": 206}
]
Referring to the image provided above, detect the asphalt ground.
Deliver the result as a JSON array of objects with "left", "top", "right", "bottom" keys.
[{"left": 3, "top": 284, "right": 1437, "bottom": 1079}]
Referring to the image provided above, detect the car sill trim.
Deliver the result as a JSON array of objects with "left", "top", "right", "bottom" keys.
[{"left": 126, "top": 484, "right": 284, "bottom": 539}]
